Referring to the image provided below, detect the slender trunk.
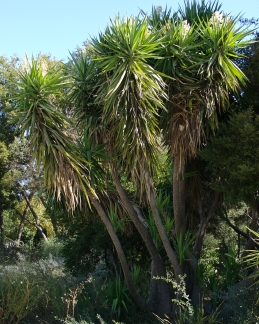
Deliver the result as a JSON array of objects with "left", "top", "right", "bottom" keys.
[
  {"left": 146, "top": 173, "right": 182, "bottom": 278},
  {"left": 22, "top": 192, "right": 48, "bottom": 242},
  {"left": 90, "top": 194, "right": 145, "bottom": 309},
  {"left": 219, "top": 210, "right": 249, "bottom": 240},
  {"left": 16, "top": 208, "right": 48, "bottom": 242},
  {"left": 35, "top": 224, "right": 48, "bottom": 242},
  {"left": 110, "top": 167, "right": 163, "bottom": 263},
  {"left": 173, "top": 155, "right": 186, "bottom": 236},
  {"left": 17, "top": 193, "right": 33, "bottom": 244},
  {"left": 110, "top": 166, "right": 173, "bottom": 314}
]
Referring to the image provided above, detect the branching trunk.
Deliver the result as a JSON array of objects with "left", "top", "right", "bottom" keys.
[
  {"left": 110, "top": 166, "right": 173, "bottom": 315},
  {"left": 16, "top": 192, "right": 33, "bottom": 244},
  {"left": 219, "top": 206, "right": 259, "bottom": 251},
  {"left": 89, "top": 194, "right": 146, "bottom": 309},
  {"left": 16, "top": 208, "right": 49, "bottom": 243},
  {"left": 22, "top": 191, "right": 48, "bottom": 242},
  {"left": 110, "top": 167, "right": 163, "bottom": 263}
]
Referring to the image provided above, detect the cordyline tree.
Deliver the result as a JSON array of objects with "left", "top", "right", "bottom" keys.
[{"left": 14, "top": 1, "right": 253, "bottom": 315}]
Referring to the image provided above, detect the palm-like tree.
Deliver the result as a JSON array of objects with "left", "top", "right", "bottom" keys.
[
  {"left": 15, "top": 1, "right": 255, "bottom": 314},
  {"left": 70, "top": 16, "right": 175, "bottom": 314},
  {"left": 150, "top": 3, "right": 253, "bottom": 303},
  {"left": 15, "top": 56, "right": 146, "bottom": 310},
  {"left": 92, "top": 15, "right": 182, "bottom": 271},
  {"left": 155, "top": 3, "right": 253, "bottom": 236}
]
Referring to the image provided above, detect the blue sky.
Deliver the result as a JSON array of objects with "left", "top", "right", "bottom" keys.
[{"left": 1, "top": 0, "right": 259, "bottom": 61}]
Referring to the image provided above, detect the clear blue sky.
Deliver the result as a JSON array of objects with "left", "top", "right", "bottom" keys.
[{"left": 1, "top": 0, "right": 258, "bottom": 61}]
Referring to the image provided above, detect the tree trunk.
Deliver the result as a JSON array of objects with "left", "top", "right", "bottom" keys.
[
  {"left": 110, "top": 167, "right": 173, "bottom": 315},
  {"left": 16, "top": 192, "right": 33, "bottom": 244},
  {"left": 173, "top": 155, "right": 186, "bottom": 236},
  {"left": 22, "top": 191, "right": 48, "bottom": 242},
  {"left": 90, "top": 194, "right": 146, "bottom": 309},
  {"left": 148, "top": 259, "right": 174, "bottom": 315},
  {"left": 146, "top": 172, "right": 182, "bottom": 278},
  {"left": 219, "top": 209, "right": 249, "bottom": 242}
]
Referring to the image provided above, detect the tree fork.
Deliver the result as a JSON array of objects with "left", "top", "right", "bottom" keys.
[{"left": 110, "top": 166, "right": 173, "bottom": 314}]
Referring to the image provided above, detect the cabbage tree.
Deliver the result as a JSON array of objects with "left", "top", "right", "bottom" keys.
[{"left": 14, "top": 0, "right": 255, "bottom": 315}]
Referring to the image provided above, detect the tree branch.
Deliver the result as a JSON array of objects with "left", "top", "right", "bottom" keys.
[
  {"left": 193, "top": 191, "right": 221, "bottom": 258},
  {"left": 219, "top": 210, "right": 249, "bottom": 240}
]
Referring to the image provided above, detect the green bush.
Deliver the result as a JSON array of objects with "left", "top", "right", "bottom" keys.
[{"left": 40, "top": 236, "right": 65, "bottom": 258}]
